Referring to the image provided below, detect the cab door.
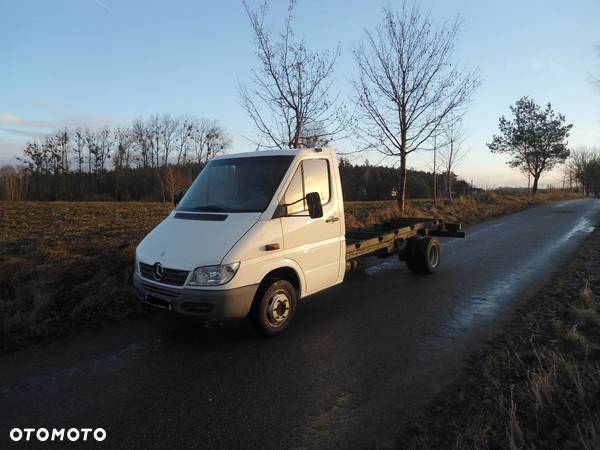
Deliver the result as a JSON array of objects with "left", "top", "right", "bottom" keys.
[{"left": 280, "top": 156, "right": 344, "bottom": 295}]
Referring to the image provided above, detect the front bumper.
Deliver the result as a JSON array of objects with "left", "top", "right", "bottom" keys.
[{"left": 133, "top": 273, "right": 258, "bottom": 319}]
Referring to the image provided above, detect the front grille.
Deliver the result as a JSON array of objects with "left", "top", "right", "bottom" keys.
[
  {"left": 140, "top": 262, "right": 189, "bottom": 286},
  {"left": 141, "top": 281, "right": 182, "bottom": 300}
]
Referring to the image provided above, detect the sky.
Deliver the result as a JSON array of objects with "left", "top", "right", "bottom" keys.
[{"left": 2, "top": 0, "right": 600, "bottom": 187}]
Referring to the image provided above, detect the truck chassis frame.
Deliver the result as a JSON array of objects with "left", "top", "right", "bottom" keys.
[{"left": 345, "top": 218, "right": 465, "bottom": 261}]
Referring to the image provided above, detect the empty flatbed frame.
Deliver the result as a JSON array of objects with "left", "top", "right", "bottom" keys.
[{"left": 345, "top": 218, "right": 465, "bottom": 260}]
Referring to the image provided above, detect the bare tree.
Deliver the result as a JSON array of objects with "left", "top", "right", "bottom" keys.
[
  {"left": 94, "top": 127, "right": 113, "bottom": 172},
  {"left": 175, "top": 116, "right": 194, "bottom": 164},
  {"left": 161, "top": 164, "right": 191, "bottom": 204},
  {"left": 113, "top": 127, "right": 133, "bottom": 200},
  {"left": 300, "top": 122, "right": 331, "bottom": 148},
  {"left": 131, "top": 119, "right": 153, "bottom": 168},
  {"left": 353, "top": 3, "right": 480, "bottom": 210},
  {"left": 19, "top": 141, "right": 47, "bottom": 174},
  {"left": 147, "top": 114, "right": 161, "bottom": 169},
  {"left": 240, "top": 0, "right": 346, "bottom": 149},
  {"left": 84, "top": 129, "right": 96, "bottom": 174},
  {"left": 440, "top": 118, "right": 468, "bottom": 202},
  {"left": 55, "top": 129, "right": 70, "bottom": 174},
  {"left": 569, "top": 147, "right": 600, "bottom": 196},
  {"left": 1, "top": 165, "right": 30, "bottom": 200},
  {"left": 157, "top": 114, "right": 179, "bottom": 166},
  {"left": 73, "top": 128, "right": 86, "bottom": 173},
  {"left": 0, "top": 165, "right": 22, "bottom": 200},
  {"left": 427, "top": 126, "right": 444, "bottom": 206},
  {"left": 190, "top": 119, "right": 231, "bottom": 164}
]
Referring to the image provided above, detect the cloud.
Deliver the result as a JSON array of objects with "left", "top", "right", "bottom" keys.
[
  {"left": 0, "top": 113, "right": 54, "bottom": 128},
  {"left": 0, "top": 127, "right": 50, "bottom": 138},
  {"left": 0, "top": 111, "right": 118, "bottom": 139},
  {"left": 0, "top": 112, "right": 58, "bottom": 143},
  {"left": 0, "top": 110, "right": 120, "bottom": 160}
]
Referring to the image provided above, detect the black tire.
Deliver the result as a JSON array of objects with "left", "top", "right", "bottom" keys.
[
  {"left": 250, "top": 279, "right": 297, "bottom": 336},
  {"left": 405, "top": 237, "right": 441, "bottom": 274},
  {"left": 405, "top": 255, "right": 423, "bottom": 273}
]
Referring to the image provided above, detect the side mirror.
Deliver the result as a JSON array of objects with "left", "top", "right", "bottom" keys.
[
  {"left": 306, "top": 192, "right": 323, "bottom": 219},
  {"left": 174, "top": 191, "right": 185, "bottom": 206}
]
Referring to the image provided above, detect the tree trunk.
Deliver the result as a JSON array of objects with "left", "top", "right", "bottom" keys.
[
  {"left": 433, "top": 172, "right": 437, "bottom": 206},
  {"left": 291, "top": 116, "right": 302, "bottom": 149},
  {"left": 397, "top": 152, "right": 408, "bottom": 212},
  {"left": 447, "top": 172, "right": 453, "bottom": 202},
  {"left": 115, "top": 168, "right": 120, "bottom": 201},
  {"left": 532, "top": 174, "right": 540, "bottom": 194},
  {"left": 432, "top": 141, "right": 437, "bottom": 206}
]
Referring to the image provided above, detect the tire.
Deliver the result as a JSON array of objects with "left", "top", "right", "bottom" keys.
[
  {"left": 405, "top": 237, "right": 441, "bottom": 274},
  {"left": 250, "top": 279, "right": 297, "bottom": 336},
  {"left": 405, "top": 255, "right": 423, "bottom": 273}
]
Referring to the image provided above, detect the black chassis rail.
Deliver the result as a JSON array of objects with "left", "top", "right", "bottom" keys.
[{"left": 345, "top": 217, "right": 464, "bottom": 261}]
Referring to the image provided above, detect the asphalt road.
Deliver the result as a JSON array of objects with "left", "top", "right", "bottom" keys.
[{"left": 2, "top": 199, "right": 600, "bottom": 449}]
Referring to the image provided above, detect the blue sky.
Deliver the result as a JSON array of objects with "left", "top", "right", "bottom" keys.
[{"left": 2, "top": 0, "right": 600, "bottom": 187}]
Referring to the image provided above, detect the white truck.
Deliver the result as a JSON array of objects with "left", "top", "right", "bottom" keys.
[{"left": 134, "top": 148, "right": 464, "bottom": 335}]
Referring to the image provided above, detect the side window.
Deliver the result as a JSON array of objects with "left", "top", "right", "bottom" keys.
[
  {"left": 283, "top": 166, "right": 305, "bottom": 214},
  {"left": 282, "top": 159, "right": 330, "bottom": 215},
  {"left": 303, "top": 159, "right": 330, "bottom": 204}
]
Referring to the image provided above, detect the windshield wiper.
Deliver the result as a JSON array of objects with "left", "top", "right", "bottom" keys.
[{"left": 192, "top": 205, "right": 233, "bottom": 212}]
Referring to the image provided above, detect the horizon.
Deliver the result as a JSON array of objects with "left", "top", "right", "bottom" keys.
[{"left": 2, "top": 0, "right": 600, "bottom": 188}]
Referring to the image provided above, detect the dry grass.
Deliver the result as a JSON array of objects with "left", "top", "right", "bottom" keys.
[
  {"left": 399, "top": 227, "right": 600, "bottom": 450},
  {"left": 344, "top": 191, "right": 580, "bottom": 229},
  {"left": 0, "top": 192, "right": 581, "bottom": 352},
  {"left": 0, "top": 202, "right": 171, "bottom": 351}
]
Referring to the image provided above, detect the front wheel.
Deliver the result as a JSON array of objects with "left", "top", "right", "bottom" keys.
[{"left": 250, "top": 280, "right": 297, "bottom": 336}]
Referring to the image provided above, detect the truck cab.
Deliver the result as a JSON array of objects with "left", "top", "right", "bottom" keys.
[{"left": 134, "top": 148, "right": 345, "bottom": 335}]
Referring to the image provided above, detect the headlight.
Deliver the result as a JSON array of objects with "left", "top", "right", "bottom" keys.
[
  {"left": 134, "top": 254, "right": 140, "bottom": 274},
  {"left": 187, "top": 262, "right": 240, "bottom": 286}
]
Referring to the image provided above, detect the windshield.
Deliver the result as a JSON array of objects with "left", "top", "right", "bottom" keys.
[{"left": 177, "top": 155, "right": 294, "bottom": 213}]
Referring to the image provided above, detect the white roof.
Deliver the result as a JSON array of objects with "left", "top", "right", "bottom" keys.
[{"left": 215, "top": 147, "right": 337, "bottom": 160}]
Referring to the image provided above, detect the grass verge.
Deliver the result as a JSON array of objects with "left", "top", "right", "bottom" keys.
[
  {"left": 0, "top": 192, "right": 581, "bottom": 352},
  {"left": 345, "top": 191, "right": 580, "bottom": 229},
  {"left": 397, "top": 225, "right": 600, "bottom": 449}
]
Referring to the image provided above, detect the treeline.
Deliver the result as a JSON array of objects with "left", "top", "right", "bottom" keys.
[
  {"left": 3, "top": 115, "right": 597, "bottom": 203},
  {"left": 0, "top": 112, "right": 510, "bottom": 203},
  {"left": 338, "top": 158, "right": 471, "bottom": 201},
  {"left": 0, "top": 114, "right": 229, "bottom": 202},
  {"left": 567, "top": 149, "right": 600, "bottom": 197}
]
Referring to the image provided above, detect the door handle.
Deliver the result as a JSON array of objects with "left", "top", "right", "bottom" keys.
[{"left": 326, "top": 217, "right": 339, "bottom": 223}]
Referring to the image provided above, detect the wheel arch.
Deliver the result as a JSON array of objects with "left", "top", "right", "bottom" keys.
[
  {"left": 258, "top": 266, "right": 302, "bottom": 295},
  {"left": 250, "top": 265, "right": 302, "bottom": 317}
]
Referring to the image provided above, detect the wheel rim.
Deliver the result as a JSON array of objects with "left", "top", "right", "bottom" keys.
[
  {"left": 428, "top": 244, "right": 439, "bottom": 267},
  {"left": 267, "top": 290, "right": 291, "bottom": 327}
]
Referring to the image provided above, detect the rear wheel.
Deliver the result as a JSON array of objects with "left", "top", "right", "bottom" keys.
[
  {"left": 404, "top": 237, "right": 441, "bottom": 274},
  {"left": 250, "top": 279, "right": 297, "bottom": 336}
]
